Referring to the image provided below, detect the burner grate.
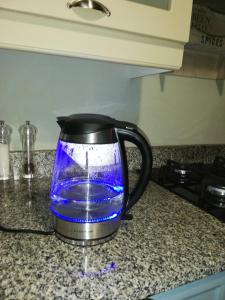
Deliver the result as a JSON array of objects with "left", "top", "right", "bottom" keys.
[
  {"left": 211, "top": 156, "right": 225, "bottom": 178},
  {"left": 151, "top": 157, "right": 225, "bottom": 223},
  {"left": 160, "top": 160, "right": 204, "bottom": 185},
  {"left": 200, "top": 173, "right": 225, "bottom": 209}
]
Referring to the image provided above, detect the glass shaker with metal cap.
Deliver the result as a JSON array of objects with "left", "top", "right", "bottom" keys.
[
  {"left": 0, "top": 120, "right": 12, "bottom": 180},
  {"left": 19, "top": 121, "right": 37, "bottom": 179}
]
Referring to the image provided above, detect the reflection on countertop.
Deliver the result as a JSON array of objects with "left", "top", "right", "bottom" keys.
[
  {"left": 0, "top": 178, "right": 52, "bottom": 232},
  {"left": 1, "top": 174, "right": 225, "bottom": 300}
]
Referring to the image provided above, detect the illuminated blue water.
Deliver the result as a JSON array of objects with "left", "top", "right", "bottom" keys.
[{"left": 50, "top": 179, "right": 124, "bottom": 223}]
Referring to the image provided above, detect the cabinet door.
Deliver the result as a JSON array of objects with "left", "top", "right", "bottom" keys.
[{"left": 0, "top": 0, "right": 193, "bottom": 43}]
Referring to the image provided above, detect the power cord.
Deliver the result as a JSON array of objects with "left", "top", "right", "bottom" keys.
[{"left": 0, "top": 224, "right": 55, "bottom": 235}]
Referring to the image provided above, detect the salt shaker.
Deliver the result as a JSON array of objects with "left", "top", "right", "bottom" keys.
[
  {"left": 0, "top": 120, "right": 12, "bottom": 180},
  {"left": 19, "top": 121, "right": 37, "bottom": 179}
]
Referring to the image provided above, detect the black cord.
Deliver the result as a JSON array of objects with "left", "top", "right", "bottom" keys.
[{"left": 0, "top": 224, "right": 55, "bottom": 235}]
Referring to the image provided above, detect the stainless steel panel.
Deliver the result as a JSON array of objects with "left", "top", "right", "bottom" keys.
[{"left": 53, "top": 216, "right": 120, "bottom": 243}]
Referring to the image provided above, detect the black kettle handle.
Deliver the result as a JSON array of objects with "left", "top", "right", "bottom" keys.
[{"left": 116, "top": 122, "right": 153, "bottom": 211}]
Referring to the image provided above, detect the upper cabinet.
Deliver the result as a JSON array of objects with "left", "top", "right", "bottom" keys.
[{"left": 0, "top": 0, "right": 193, "bottom": 72}]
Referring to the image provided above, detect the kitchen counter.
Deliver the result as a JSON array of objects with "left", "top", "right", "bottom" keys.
[{"left": 1, "top": 175, "right": 225, "bottom": 300}]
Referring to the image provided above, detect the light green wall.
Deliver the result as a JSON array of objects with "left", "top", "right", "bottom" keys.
[
  {"left": 0, "top": 49, "right": 139, "bottom": 150},
  {"left": 138, "top": 74, "right": 225, "bottom": 145}
]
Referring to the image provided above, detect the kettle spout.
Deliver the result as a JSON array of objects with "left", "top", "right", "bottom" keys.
[{"left": 57, "top": 116, "right": 67, "bottom": 129}]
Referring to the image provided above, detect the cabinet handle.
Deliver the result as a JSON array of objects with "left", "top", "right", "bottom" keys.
[{"left": 67, "top": 0, "right": 111, "bottom": 17}]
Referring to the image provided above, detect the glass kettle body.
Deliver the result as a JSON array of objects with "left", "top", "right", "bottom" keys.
[{"left": 50, "top": 114, "right": 152, "bottom": 246}]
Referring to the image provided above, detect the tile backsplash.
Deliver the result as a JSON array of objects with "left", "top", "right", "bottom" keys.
[{"left": 9, "top": 144, "right": 225, "bottom": 180}]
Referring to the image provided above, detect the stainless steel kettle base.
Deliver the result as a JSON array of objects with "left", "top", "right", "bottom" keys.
[
  {"left": 55, "top": 231, "right": 117, "bottom": 246},
  {"left": 52, "top": 216, "right": 120, "bottom": 246}
]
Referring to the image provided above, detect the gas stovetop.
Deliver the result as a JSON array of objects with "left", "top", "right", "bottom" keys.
[{"left": 151, "top": 156, "right": 225, "bottom": 223}]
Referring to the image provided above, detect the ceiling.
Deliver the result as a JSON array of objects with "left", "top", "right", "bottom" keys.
[{"left": 194, "top": 0, "right": 225, "bottom": 14}]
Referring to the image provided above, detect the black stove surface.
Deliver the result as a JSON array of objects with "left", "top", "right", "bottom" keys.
[
  {"left": 151, "top": 168, "right": 201, "bottom": 206},
  {"left": 151, "top": 157, "right": 225, "bottom": 224}
]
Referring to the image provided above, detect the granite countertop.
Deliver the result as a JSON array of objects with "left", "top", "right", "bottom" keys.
[{"left": 1, "top": 175, "right": 225, "bottom": 300}]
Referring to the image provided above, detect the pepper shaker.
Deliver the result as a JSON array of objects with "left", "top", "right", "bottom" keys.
[
  {"left": 19, "top": 121, "right": 37, "bottom": 179},
  {"left": 0, "top": 120, "right": 12, "bottom": 180}
]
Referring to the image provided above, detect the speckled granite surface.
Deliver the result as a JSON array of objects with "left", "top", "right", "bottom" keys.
[
  {"left": 1, "top": 175, "right": 225, "bottom": 300},
  {"left": 10, "top": 150, "right": 55, "bottom": 180},
  {"left": 9, "top": 145, "right": 225, "bottom": 179},
  {"left": 152, "top": 144, "right": 225, "bottom": 167}
]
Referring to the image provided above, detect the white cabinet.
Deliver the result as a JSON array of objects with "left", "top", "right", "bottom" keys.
[{"left": 0, "top": 0, "right": 193, "bottom": 72}]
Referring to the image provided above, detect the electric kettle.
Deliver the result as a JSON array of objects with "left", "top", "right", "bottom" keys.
[{"left": 50, "top": 114, "right": 152, "bottom": 246}]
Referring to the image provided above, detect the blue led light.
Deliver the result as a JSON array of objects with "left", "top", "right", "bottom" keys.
[
  {"left": 50, "top": 206, "right": 121, "bottom": 223},
  {"left": 51, "top": 180, "right": 124, "bottom": 203},
  {"left": 112, "top": 185, "right": 124, "bottom": 193}
]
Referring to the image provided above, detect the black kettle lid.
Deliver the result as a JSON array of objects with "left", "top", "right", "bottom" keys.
[{"left": 57, "top": 114, "right": 116, "bottom": 135}]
